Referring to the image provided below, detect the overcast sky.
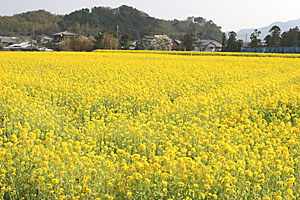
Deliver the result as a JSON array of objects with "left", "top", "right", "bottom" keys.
[{"left": 1, "top": 0, "right": 300, "bottom": 32}]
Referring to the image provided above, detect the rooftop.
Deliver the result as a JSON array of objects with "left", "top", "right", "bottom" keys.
[{"left": 53, "top": 31, "right": 77, "bottom": 37}]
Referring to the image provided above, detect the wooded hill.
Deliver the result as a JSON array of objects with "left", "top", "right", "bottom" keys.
[{"left": 0, "top": 5, "right": 223, "bottom": 41}]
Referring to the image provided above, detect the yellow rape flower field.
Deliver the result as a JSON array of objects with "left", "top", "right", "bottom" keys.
[{"left": 1, "top": 51, "right": 300, "bottom": 200}]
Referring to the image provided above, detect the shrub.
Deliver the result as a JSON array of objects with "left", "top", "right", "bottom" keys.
[
  {"left": 94, "top": 33, "right": 119, "bottom": 50},
  {"left": 59, "top": 37, "right": 94, "bottom": 51}
]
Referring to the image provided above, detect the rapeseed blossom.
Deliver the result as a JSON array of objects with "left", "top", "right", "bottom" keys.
[{"left": 0, "top": 51, "right": 300, "bottom": 199}]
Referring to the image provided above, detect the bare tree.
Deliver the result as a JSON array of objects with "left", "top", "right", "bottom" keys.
[
  {"left": 96, "top": 33, "right": 119, "bottom": 49},
  {"left": 59, "top": 37, "right": 72, "bottom": 51},
  {"left": 59, "top": 37, "right": 95, "bottom": 51}
]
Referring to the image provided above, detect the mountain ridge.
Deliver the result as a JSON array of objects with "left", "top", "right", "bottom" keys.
[{"left": 236, "top": 18, "right": 300, "bottom": 42}]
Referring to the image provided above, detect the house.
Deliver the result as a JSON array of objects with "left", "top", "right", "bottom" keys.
[
  {"left": 3, "top": 40, "right": 53, "bottom": 51},
  {"left": 19, "top": 36, "right": 32, "bottom": 42},
  {"left": 141, "top": 35, "right": 172, "bottom": 51},
  {"left": 52, "top": 31, "right": 77, "bottom": 42},
  {"left": 0, "top": 36, "right": 20, "bottom": 46},
  {"left": 37, "top": 35, "right": 53, "bottom": 44},
  {"left": 171, "top": 40, "right": 183, "bottom": 51},
  {"left": 141, "top": 36, "right": 156, "bottom": 50},
  {"left": 193, "top": 39, "right": 222, "bottom": 52},
  {"left": 129, "top": 41, "right": 137, "bottom": 50},
  {"left": 187, "top": 17, "right": 195, "bottom": 23},
  {"left": 4, "top": 42, "right": 32, "bottom": 51}
]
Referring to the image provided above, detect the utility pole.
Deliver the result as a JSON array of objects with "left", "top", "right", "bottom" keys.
[
  {"left": 199, "top": 32, "right": 203, "bottom": 51},
  {"left": 117, "top": 25, "right": 119, "bottom": 38},
  {"left": 31, "top": 24, "right": 34, "bottom": 50}
]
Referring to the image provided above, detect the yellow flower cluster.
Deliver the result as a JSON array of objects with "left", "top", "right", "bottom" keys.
[{"left": 0, "top": 51, "right": 300, "bottom": 199}]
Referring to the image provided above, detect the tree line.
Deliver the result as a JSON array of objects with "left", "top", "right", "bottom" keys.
[
  {"left": 58, "top": 32, "right": 141, "bottom": 51},
  {"left": 250, "top": 26, "right": 300, "bottom": 48},
  {"left": 221, "top": 32, "right": 244, "bottom": 52},
  {"left": 218, "top": 25, "right": 300, "bottom": 52},
  {"left": 0, "top": 6, "right": 223, "bottom": 42}
]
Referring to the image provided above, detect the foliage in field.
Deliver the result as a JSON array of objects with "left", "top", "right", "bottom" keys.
[{"left": 0, "top": 52, "right": 300, "bottom": 199}]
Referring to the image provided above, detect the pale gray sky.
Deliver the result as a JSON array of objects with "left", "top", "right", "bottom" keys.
[{"left": 1, "top": 0, "right": 300, "bottom": 32}]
